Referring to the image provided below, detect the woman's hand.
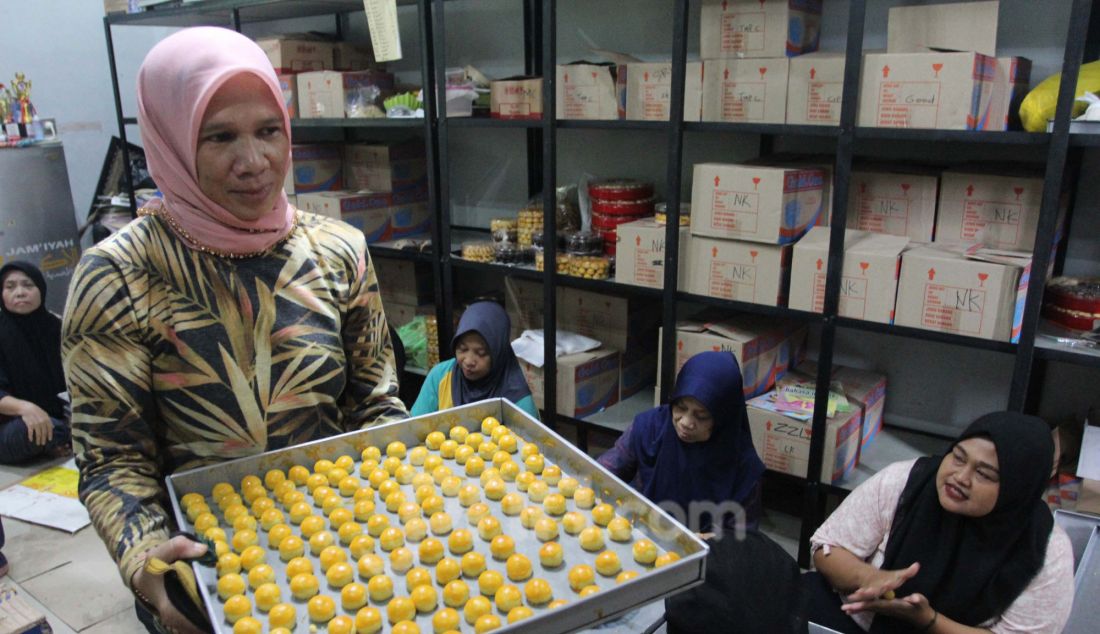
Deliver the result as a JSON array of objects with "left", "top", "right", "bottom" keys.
[
  {"left": 20, "top": 402, "right": 52, "bottom": 446},
  {"left": 849, "top": 562, "right": 920, "bottom": 604},
  {"left": 131, "top": 536, "right": 208, "bottom": 634},
  {"left": 842, "top": 591, "right": 936, "bottom": 627}
]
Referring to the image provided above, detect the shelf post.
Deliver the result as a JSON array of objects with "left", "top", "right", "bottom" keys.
[
  {"left": 103, "top": 16, "right": 138, "bottom": 219},
  {"left": 541, "top": 0, "right": 559, "bottom": 435},
  {"left": 428, "top": 0, "right": 455, "bottom": 352}
]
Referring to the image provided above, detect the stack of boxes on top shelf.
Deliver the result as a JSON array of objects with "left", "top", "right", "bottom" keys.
[{"left": 258, "top": 35, "right": 432, "bottom": 245}]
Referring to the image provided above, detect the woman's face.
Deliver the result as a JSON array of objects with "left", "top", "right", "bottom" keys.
[
  {"left": 671, "top": 396, "right": 715, "bottom": 443},
  {"left": 936, "top": 436, "right": 1001, "bottom": 517},
  {"left": 195, "top": 73, "right": 289, "bottom": 222},
  {"left": 2, "top": 270, "right": 41, "bottom": 315},
  {"left": 455, "top": 332, "right": 491, "bottom": 382}
]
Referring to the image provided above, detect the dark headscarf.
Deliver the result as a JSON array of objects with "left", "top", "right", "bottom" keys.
[
  {"left": 0, "top": 262, "right": 66, "bottom": 419},
  {"left": 450, "top": 301, "right": 531, "bottom": 407},
  {"left": 872, "top": 412, "right": 1055, "bottom": 632},
  {"left": 627, "top": 351, "right": 765, "bottom": 524}
]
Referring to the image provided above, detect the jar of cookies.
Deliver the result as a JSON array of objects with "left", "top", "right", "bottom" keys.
[
  {"left": 425, "top": 315, "right": 439, "bottom": 368},
  {"left": 493, "top": 242, "right": 534, "bottom": 265},
  {"left": 535, "top": 251, "right": 570, "bottom": 273},
  {"left": 566, "top": 255, "right": 611, "bottom": 280},
  {"left": 461, "top": 241, "right": 494, "bottom": 263},
  {"left": 654, "top": 202, "right": 691, "bottom": 226},
  {"left": 565, "top": 231, "right": 604, "bottom": 256},
  {"left": 517, "top": 206, "right": 544, "bottom": 248},
  {"left": 490, "top": 217, "right": 518, "bottom": 243}
]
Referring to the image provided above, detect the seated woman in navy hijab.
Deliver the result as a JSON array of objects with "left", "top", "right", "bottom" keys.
[
  {"left": 598, "top": 350, "right": 764, "bottom": 532},
  {"left": 410, "top": 301, "right": 538, "bottom": 419}
]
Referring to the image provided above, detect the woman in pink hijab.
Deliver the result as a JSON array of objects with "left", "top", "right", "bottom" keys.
[{"left": 61, "top": 27, "right": 407, "bottom": 634}]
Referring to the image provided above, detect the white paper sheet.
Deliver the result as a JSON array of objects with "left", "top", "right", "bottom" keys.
[
  {"left": 0, "top": 458, "right": 89, "bottom": 533},
  {"left": 1076, "top": 424, "right": 1100, "bottom": 481},
  {"left": 363, "top": 0, "right": 402, "bottom": 62}
]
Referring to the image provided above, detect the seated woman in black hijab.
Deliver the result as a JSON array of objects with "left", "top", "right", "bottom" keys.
[
  {"left": 0, "top": 262, "right": 71, "bottom": 464},
  {"left": 802, "top": 412, "right": 1074, "bottom": 634}
]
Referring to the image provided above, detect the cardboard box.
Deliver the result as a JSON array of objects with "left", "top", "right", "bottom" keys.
[
  {"left": 690, "top": 163, "right": 826, "bottom": 244},
  {"left": 858, "top": 51, "right": 997, "bottom": 130},
  {"left": 790, "top": 226, "right": 909, "bottom": 323},
  {"left": 894, "top": 244, "right": 1029, "bottom": 342},
  {"left": 700, "top": 0, "right": 822, "bottom": 59},
  {"left": 684, "top": 236, "right": 791, "bottom": 306},
  {"left": 785, "top": 52, "right": 845, "bottom": 126},
  {"left": 278, "top": 73, "right": 299, "bottom": 119},
  {"left": 0, "top": 583, "right": 48, "bottom": 634},
  {"left": 935, "top": 170, "right": 1043, "bottom": 250},
  {"left": 618, "top": 62, "right": 703, "bottom": 121},
  {"left": 297, "top": 70, "right": 395, "bottom": 119},
  {"left": 614, "top": 219, "right": 689, "bottom": 289},
  {"left": 504, "top": 278, "right": 546, "bottom": 336},
  {"left": 658, "top": 316, "right": 807, "bottom": 397},
  {"left": 747, "top": 389, "right": 862, "bottom": 483},
  {"left": 887, "top": 1, "right": 999, "bottom": 57},
  {"left": 375, "top": 258, "right": 433, "bottom": 306},
  {"left": 556, "top": 64, "right": 617, "bottom": 120},
  {"left": 619, "top": 347, "right": 657, "bottom": 401},
  {"left": 785, "top": 361, "right": 887, "bottom": 450},
  {"left": 291, "top": 144, "right": 343, "bottom": 193},
  {"left": 345, "top": 141, "right": 427, "bottom": 194},
  {"left": 297, "top": 192, "right": 431, "bottom": 243},
  {"left": 383, "top": 301, "right": 434, "bottom": 328},
  {"left": 491, "top": 77, "right": 542, "bottom": 120},
  {"left": 701, "top": 58, "right": 790, "bottom": 124},
  {"left": 557, "top": 287, "right": 660, "bottom": 351},
  {"left": 847, "top": 169, "right": 938, "bottom": 241},
  {"left": 333, "top": 42, "right": 374, "bottom": 71},
  {"left": 520, "top": 349, "right": 620, "bottom": 418},
  {"left": 990, "top": 57, "right": 1031, "bottom": 131},
  {"left": 256, "top": 37, "right": 334, "bottom": 74}
]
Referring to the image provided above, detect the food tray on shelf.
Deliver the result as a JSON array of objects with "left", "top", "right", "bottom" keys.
[{"left": 167, "top": 398, "right": 708, "bottom": 634}]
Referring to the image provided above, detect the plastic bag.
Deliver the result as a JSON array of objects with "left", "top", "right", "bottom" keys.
[
  {"left": 1019, "top": 60, "right": 1100, "bottom": 132},
  {"left": 397, "top": 316, "right": 429, "bottom": 370}
]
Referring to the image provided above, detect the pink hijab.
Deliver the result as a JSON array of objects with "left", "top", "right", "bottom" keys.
[{"left": 137, "top": 27, "right": 295, "bottom": 255}]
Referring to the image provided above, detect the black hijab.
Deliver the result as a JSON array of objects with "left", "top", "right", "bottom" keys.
[
  {"left": 449, "top": 301, "right": 531, "bottom": 407},
  {"left": 0, "top": 262, "right": 66, "bottom": 419},
  {"left": 872, "top": 412, "right": 1055, "bottom": 632}
]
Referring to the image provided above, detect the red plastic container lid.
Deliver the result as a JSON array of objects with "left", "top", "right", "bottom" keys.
[
  {"left": 591, "top": 211, "right": 652, "bottom": 230},
  {"left": 591, "top": 197, "right": 655, "bottom": 217},
  {"left": 587, "top": 179, "right": 654, "bottom": 201},
  {"left": 1043, "top": 303, "right": 1100, "bottom": 332},
  {"left": 1046, "top": 277, "right": 1100, "bottom": 314}
]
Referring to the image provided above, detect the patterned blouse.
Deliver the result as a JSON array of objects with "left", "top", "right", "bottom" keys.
[{"left": 61, "top": 210, "right": 408, "bottom": 587}]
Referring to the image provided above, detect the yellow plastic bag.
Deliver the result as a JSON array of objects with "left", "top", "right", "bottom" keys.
[{"left": 1020, "top": 60, "right": 1100, "bottom": 132}]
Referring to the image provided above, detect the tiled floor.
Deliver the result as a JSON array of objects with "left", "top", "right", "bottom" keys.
[{"left": 0, "top": 429, "right": 802, "bottom": 634}]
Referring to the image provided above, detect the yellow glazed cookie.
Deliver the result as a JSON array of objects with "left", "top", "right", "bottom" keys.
[
  {"left": 524, "top": 577, "right": 553, "bottom": 605},
  {"left": 489, "top": 534, "right": 515, "bottom": 560},
  {"left": 418, "top": 537, "right": 445, "bottom": 565},
  {"left": 477, "top": 570, "right": 503, "bottom": 596},
  {"left": 253, "top": 582, "right": 281, "bottom": 612},
  {"left": 326, "top": 561, "right": 355, "bottom": 588},
  {"left": 390, "top": 547, "right": 415, "bottom": 573},
  {"left": 608, "top": 516, "right": 632, "bottom": 542},
  {"left": 493, "top": 584, "right": 522, "bottom": 612},
  {"left": 289, "top": 572, "right": 320, "bottom": 600},
  {"left": 579, "top": 526, "right": 606, "bottom": 552},
  {"left": 341, "top": 581, "right": 368, "bottom": 611},
  {"left": 534, "top": 517, "right": 559, "bottom": 542},
  {"left": 595, "top": 550, "right": 621, "bottom": 576},
  {"left": 443, "top": 579, "right": 470, "bottom": 608},
  {"left": 474, "top": 613, "right": 502, "bottom": 633},
  {"left": 367, "top": 574, "right": 394, "bottom": 602},
  {"left": 386, "top": 596, "right": 416, "bottom": 624},
  {"left": 632, "top": 539, "right": 658, "bottom": 565},
  {"left": 217, "top": 573, "right": 246, "bottom": 600},
  {"left": 285, "top": 556, "right": 312, "bottom": 580},
  {"left": 562, "top": 511, "right": 587, "bottom": 535},
  {"left": 568, "top": 564, "right": 595, "bottom": 592},
  {"left": 460, "top": 551, "right": 487, "bottom": 578},
  {"left": 354, "top": 606, "right": 382, "bottom": 634},
  {"left": 463, "top": 595, "right": 492, "bottom": 625},
  {"left": 436, "top": 557, "right": 461, "bottom": 585},
  {"left": 307, "top": 594, "right": 336, "bottom": 623},
  {"left": 267, "top": 603, "right": 296, "bottom": 630},
  {"left": 505, "top": 554, "right": 532, "bottom": 582},
  {"left": 433, "top": 607, "right": 461, "bottom": 632},
  {"left": 223, "top": 594, "right": 252, "bottom": 624},
  {"left": 358, "top": 553, "right": 385, "bottom": 579},
  {"left": 448, "top": 529, "right": 474, "bottom": 555},
  {"left": 539, "top": 541, "right": 564, "bottom": 568}
]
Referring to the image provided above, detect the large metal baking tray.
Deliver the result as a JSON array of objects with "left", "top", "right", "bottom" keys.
[{"left": 166, "top": 398, "right": 709, "bottom": 633}]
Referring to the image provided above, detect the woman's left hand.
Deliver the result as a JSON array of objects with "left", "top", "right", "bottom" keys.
[{"left": 841, "top": 591, "right": 934, "bottom": 626}]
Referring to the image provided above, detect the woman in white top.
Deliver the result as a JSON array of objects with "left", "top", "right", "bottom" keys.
[{"left": 803, "top": 411, "right": 1074, "bottom": 634}]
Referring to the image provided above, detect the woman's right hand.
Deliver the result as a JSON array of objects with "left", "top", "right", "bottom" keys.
[
  {"left": 130, "top": 536, "right": 208, "bottom": 634},
  {"left": 848, "top": 562, "right": 921, "bottom": 603},
  {"left": 20, "top": 402, "right": 52, "bottom": 446}
]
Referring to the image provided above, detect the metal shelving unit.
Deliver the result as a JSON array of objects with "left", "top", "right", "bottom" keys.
[{"left": 104, "top": 0, "right": 1098, "bottom": 569}]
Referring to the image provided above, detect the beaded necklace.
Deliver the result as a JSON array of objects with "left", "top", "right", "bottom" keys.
[{"left": 138, "top": 206, "right": 298, "bottom": 260}]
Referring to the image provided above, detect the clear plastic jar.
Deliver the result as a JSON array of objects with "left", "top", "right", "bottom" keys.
[
  {"left": 566, "top": 231, "right": 604, "bottom": 256},
  {"left": 566, "top": 255, "right": 611, "bottom": 280},
  {"left": 461, "top": 241, "right": 494, "bottom": 263}
]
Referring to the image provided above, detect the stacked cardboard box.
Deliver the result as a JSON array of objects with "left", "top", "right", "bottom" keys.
[
  {"left": 779, "top": 361, "right": 888, "bottom": 451},
  {"left": 297, "top": 190, "right": 430, "bottom": 243},
  {"left": 375, "top": 258, "right": 433, "bottom": 329},
  {"left": 684, "top": 162, "right": 826, "bottom": 306},
  {"left": 345, "top": 140, "right": 428, "bottom": 195},
  {"left": 256, "top": 36, "right": 378, "bottom": 118},
  {"left": 297, "top": 69, "right": 395, "bottom": 119},
  {"left": 746, "top": 388, "right": 862, "bottom": 483},
  {"left": 846, "top": 168, "right": 939, "bottom": 241}
]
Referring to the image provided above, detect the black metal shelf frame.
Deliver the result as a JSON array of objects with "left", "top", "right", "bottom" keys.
[{"left": 102, "top": 0, "right": 1097, "bottom": 571}]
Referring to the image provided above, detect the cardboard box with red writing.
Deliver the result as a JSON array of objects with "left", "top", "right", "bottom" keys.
[
  {"left": 504, "top": 277, "right": 546, "bottom": 337},
  {"left": 886, "top": 1, "right": 998, "bottom": 57},
  {"left": 858, "top": 51, "right": 997, "bottom": 130},
  {"left": 786, "top": 52, "right": 845, "bottom": 126},
  {"left": 614, "top": 218, "right": 689, "bottom": 290},
  {"left": 292, "top": 144, "right": 343, "bottom": 193},
  {"left": 700, "top": 0, "right": 822, "bottom": 59},
  {"left": 690, "top": 163, "right": 826, "bottom": 244},
  {"left": 374, "top": 258, "right": 433, "bottom": 306},
  {"left": 783, "top": 361, "right": 887, "bottom": 450},
  {"left": 702, "top": 59, "right": 790, "bottom": 124},
  {"left": 555, "top": 64, "right": 617, "bottom": 120},
  {"left": 935, "top": 170, "right": 1043, "bottom": 251},
  {"left": 991, "top": 57, "right": 1031, "bottom": 131},
  {"left": 519, "top": 349, "right": 620, "bottom": 418},
  {"left": 297, "top": 191, "right": 431, "bottom": 243},
  {"left": 256, "top": 37, "right": 334, "bottom": 74},
  {"left": 746, "top": 389, "right": 862, "bottom": 483},
  {"left": 297, "top": 70, "right": 395, "bottom": 119},
  {"left": 657, "top": 315, "right": 807, "bottom": 397},
  {"left": 684, "top": 235, "right": 791, "bottom": 307},
  {"left": 895, "top": 243, "right": 1031, "bottom": 342},
  {"left": 505, "top": 279, "right": 659, "bottom": 351},
  {"left": 345, "top": 141, "right": 427, "bottom": 194},
  {"left": 789, "top": 226, "right": 909, "bottom": 324},
  {"left": 383, "top": 301, "right": 434, "bottom": 328},
  {"left": 278, "top": 74, "right": 299, "bottom": 119},
  {"left": 847, "top": 168, "right": 938, "bottom": 241},
  {"left": 333, "top": 42, "right": 374, "bottom": 71},
  {"left": 618, "top": 62, "right": 703, "bottom": 122},
  {"left": 491, "top": 77, "right": 542, "bottom": 120}
]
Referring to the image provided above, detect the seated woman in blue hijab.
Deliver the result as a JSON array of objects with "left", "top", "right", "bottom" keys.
[
  {"left": 598, "top": 350, "right": 764, "bottom": 532},
  {"left": 410, "top": 301, "right": 538, "bottom": 419}
]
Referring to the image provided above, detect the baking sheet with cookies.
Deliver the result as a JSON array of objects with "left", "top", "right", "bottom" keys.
[{"left": 167, "top": 398, "right": 708, "bottom": 633}]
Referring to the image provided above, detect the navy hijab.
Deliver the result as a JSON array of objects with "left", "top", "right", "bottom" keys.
[
  {"left": 450, "top": 301, "right": 532, "bottom": 407},
  {"left": 0, "top": 261, "right": 66, "bottom": 419},
  {"left": 628, "top": 351, "right": 764, "bottom": 517},
  {"left": 873, "top": 412, "right": 1055, "bottom": 632}
]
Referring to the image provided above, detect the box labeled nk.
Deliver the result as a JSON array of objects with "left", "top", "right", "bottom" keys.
[{"left": 690, "top": 163, "right": 826, "bottom": 244}]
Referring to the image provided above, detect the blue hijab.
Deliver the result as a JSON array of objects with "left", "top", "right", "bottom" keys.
[
  {"left": 628, "top": 351, "right": 764, "bottom": 513},
  {"left": 450, "top": 301, "right": 532, "bottom": 407}
]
